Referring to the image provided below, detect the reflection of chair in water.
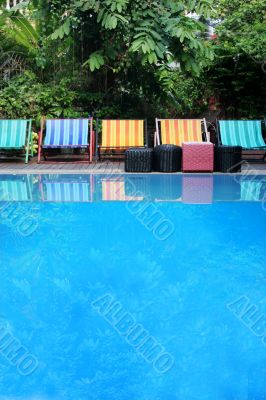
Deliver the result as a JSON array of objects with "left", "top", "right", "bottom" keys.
[
  {"left": 40, "top": 175, "right": 94, "bottom": 202},
  {"left": 124, "top": 176, "right": 150, "bottom": 200},
  {"left": 124, "top": 175, "right": 182, "bottom": 202},
  {"left": 182, "top": 176, "right": 213, "bottom": 204},
  {"left": 0, "top": 175, "right": 32, "bottom": 201},
  {"left": 151, "top": 175, "right": 182, "bottom": 201},
  {"left": 101, "top": 177, "right": 143, "bottom": 201},
  {"left": 241, "top": 180, "right": 263, "bottom": 201}
]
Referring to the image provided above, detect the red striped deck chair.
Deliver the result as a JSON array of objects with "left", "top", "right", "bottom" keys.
[
  {"left": 38, "top": 117, "right": 94, "bottom": 163},
  {"left": 155, "top": 118, "right": 209, "bottom": 146},
  {"left": 97, "top": 119, "right": 147, "bottom": 160}
]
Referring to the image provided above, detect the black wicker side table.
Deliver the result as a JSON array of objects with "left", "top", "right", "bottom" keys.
[
  {"left": 125, "top": 148, "right": 153, "bottom": 172},
  {"left": 214, "top": 146, "right": 242, "bottom": 173},
  {"left": 153, "top": 145, "right": 182, "bottom": 173}
]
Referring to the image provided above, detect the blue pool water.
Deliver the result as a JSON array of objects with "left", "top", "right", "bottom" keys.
[{"left": 0, "top": 173, "right": 266, "bottom": 400}]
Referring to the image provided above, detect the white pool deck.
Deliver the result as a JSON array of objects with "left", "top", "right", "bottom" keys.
[{"left": 0, "top": 159, "right": 265, "bottom": 175}]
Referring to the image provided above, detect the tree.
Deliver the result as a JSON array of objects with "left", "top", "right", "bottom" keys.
[
  {"left": 48, "top": 0, "right": 214, "bottom": 74},
  {"left": 0, "top": 0, "right": 215, "bottom": 119},
  {"left": 206, "top": 0, "right": 266, "bottom": 117},
  {"left": 2, "top": 0, "right": 265, "bottom": 120},
  {"left": 216, "top": 0, "right": 266, "bottom": 65}
]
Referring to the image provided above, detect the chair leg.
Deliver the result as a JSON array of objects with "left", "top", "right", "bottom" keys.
[
  {"left": 37, "top": 145, "right": 42, "bottom": 163},
  {"left": 43, "top": 149, "right": 47, "bottom": 161},
  {"left": 25, "top": 146, "right": 29, "bottom": 164}
]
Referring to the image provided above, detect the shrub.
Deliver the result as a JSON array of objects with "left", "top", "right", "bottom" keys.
[{"left": 0, "top": 72, "right": 80, "bottom": 127}]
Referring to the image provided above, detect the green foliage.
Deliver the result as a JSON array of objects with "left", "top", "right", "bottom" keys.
[
  {"left": 1, "top": 6, "right": 39, "bottom": 52},
  {"left": 207, "top": 0, "right": 266, "bottom": 118},
  {"left": 0, "top": 0, "right": 265, "bottom": 121},
  {"left": 31, "top": 132, "right": 39, "bottom": 154},
  {"left": 50, "top": 19, "right": 71, "bottom": 40},
  {"left": 0, "top": 72, "right": 80, "bottom": 125},
  {"left": 49, "top": 0, "right": 214, "bottom": 74},
  {"left": 215, "top": 0, "right": 266, "bottom": 62},
  {"left": 157, "top": 69, "right": 211, "bottom": 116},
  {"left": 83, "top": 51, "right": 105, "bottom": 71}
]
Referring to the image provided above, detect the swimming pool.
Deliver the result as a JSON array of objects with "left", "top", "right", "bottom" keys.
[{"left": 0, "top": 173, "right": 266, "bottom": 399}]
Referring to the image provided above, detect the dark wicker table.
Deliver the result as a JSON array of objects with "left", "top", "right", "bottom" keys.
[
  {"left": 153, "top": 145, "right": 182, "bottom": 173},
  {"left": 213, "top": 175, "right": 241, "bottom": 201},
  {"left": 215, "top": 145, "right": 242, "bottom": 173},
  {"left": 125, "top": 147, "right": 153, "bottom": 172}
]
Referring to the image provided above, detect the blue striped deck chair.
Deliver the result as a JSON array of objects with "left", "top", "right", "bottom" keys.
[
  {"left": 218, "top": 120, "right": 266, "bottom": 162},
  {"left": 38, "top": 117, "right": 94, "bottom": 163},
  {"left": 40, "top": 176, "right": 93, "bottom": 202},
  {"left": 0, "top": 176, "right": 32, "bottom": 202},
  {"left": 0, "top": 119, "right": 32, "bottom": 163}
]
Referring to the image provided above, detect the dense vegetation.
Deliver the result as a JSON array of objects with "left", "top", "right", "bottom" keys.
[{"left": 0, "top": 0, "right": 265, "bottom": 125}]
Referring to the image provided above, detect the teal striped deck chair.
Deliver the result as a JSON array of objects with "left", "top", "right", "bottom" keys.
[
  {"left": 0, "top": 119, "right": 32, "bottom": 163},
  {"left": 0, "top": 176, "right": 32, "bottom": 201},
  {"left": 38, "top": 117, "right": 94, "bottom": 163},
  {"left": 218, "top": 120, "right": 266, "bottom": 161},
  {"left": 241, "top": 180, "right": 263, "bottom": 201}
]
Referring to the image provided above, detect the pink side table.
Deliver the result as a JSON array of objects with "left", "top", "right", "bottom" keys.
[
  {"left": 182, "top": 142, "right": 214, "bottom": 172},
  {"left": 182, "top": 176, "right": 214, "bottom": 204}
]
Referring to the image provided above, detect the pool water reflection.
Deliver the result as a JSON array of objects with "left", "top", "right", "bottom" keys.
[
  {"left": 0, "top": 173, "right": 266, "bottom": 400},
  {"left": 0, "top": 173, "right": 265, "bottom": 203}
]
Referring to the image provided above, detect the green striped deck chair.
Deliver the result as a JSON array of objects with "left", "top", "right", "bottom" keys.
[
  {"left": 0, "top": 176, "right": 32, "bottom": 201},
  {"left": 0, "top": 119, "right": 32, "bottom": 163},
  {"left": 38, "top": 117, "right": 94, "bottom": 163},
  {"left": 218, "top": 120, "right": 266, "bottom": 148},
  {"left": 241, "top": 180, "right": 263, "bottom": 201}
]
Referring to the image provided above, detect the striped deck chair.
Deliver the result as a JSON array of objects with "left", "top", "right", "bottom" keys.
[
  {"left": 155, "top": 118, "right": 209, "bottom": 146},
  {"left": 241, "top": 180, "right": 263, "bottom": 201},
  {"left": 217, "top": 120, "right": 266, "bottom": 162},
  {"left": 101, "top": 178, "right": 143, "bottom": 201},
  {"left": 38, "top": 117, "right": 94, "bottom": 163},
  {"left": 40, "top": 176, "right": 93, "bottom": 202},
  {"left": 97, "top": 119, "right": 147, "bottom": 160},
  {"left": 0, "top": 119, "right": 32, "bottom": 163},
  {"left": 0, "top": 176, "right": 32, "bottom": 201}
]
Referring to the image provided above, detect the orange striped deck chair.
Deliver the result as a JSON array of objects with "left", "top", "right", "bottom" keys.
[
  {"left": 97, "top": 119, "right": 146, "bottom": 159},
  {"left": 101, "top": 178, "right": 143, "bottom": 201},
  {"left": 155, "top": 118, "right": 209, "bottom": 146}
]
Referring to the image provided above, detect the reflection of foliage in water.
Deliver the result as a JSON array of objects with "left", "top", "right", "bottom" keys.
[{"left": 0, "top": 199, "right": 266, "bottom": 398}]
